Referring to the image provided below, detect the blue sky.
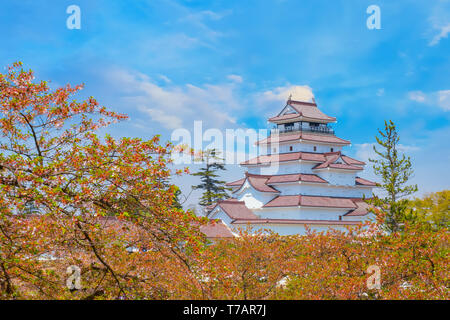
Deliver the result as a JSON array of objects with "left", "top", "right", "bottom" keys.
[{"left": 1, "top": 0, "right": 449, "bottom": 207}]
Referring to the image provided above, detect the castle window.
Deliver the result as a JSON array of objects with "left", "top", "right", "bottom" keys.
[
  {"left": 313, "top": 146, "right": 317, "bottom": 152},
  {"left": 289, "top": 146, "right": 293, "bottom": 151},
  {"left": 331, "top": 148, "right": 334, "bottom": 152},
  {"left": 339, "top": 216, "right": 342, "bottom": 221}
]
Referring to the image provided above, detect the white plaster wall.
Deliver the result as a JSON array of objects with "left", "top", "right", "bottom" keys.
[
  {"left": 278, "top": 142, "right": 342, "bottom": 154},
  {"left": 316, "top": 170, "right": 358, "bottom": 186},
  {"left": 229, "top": 223, "right": 348, "bottom": 236},
  {"left": 342, "top": 212, "right": 376, "bottom": 223},
  {"left": 234, "top": 181, "right": 278, "bottom": 209},
  {"left": 246, "top": 166, "right": 260, "bottom": 175},
  {"left": 273, "top": 183, "right": 373, "bottom": 198},
  {"left": 209, "top": 207, "right": 234, "bottom": 226},
  {"left": 256, "top": 206, "right": 349, "bottom": 220},
  {"left": 258, "top": 161, "right": 316, "bottom": 175}
]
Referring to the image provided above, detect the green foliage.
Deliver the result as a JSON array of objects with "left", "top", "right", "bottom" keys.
[
  {"left": 409, "top": 190, "right": 449, "bottom": 230},
  {"left": 192, "top": 149, "right": 231, "bottom": 206},
  {"left": 172, "top": 187, "right": 184, "bottom": 210},
  {"left": 369, "top": 120, "right": 418, "bottom": 232}
]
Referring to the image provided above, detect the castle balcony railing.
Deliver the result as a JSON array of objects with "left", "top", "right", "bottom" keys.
[{"left": 270, "top": 126, "right": 334, "bottom": 135}]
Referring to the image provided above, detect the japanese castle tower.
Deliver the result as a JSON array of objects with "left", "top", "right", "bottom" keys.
[{"left": 205, "top": 96, "right": 377, "bottom": 236}]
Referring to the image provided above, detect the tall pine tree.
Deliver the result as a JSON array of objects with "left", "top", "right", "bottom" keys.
[
  {"left": 192, "top": 149, "right": 230, "bottom": 206},
  {"left": 369, "top": 120, "right": 418, "bottom": 232}
]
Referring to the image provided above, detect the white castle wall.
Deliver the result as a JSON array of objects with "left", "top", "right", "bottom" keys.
[
  {"left": 209, "top": 207, "right": 234, "bottom": 226},
  {"left": 234, "top": 181, "right": 278, "bottom": 209},
  {"left": 252, "top": 162, "right": 361, "bottom": 178},
  {"left": 272, "top": 183, "right": 372, "bottom": 198},
  {"left": 276, "top": 142, "right": 342, "bottom": 154},
  {"left": 342, "top": 212, "right": 376, "bottom": 223},
  {"left": 250, "top": 161, "right": 317, "bottom": 175},
  {"left": 255, "top": 206, "right": 349, "bottom": 220},
  {"left": 315, "top": 169, "right": 358, "bottom": 186},
  {"left": 229, "top": 223, "right": 349, "bottom": 236}
]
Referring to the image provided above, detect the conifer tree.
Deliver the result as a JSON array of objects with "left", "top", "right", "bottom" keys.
[
  {"left": 369, "top": 120, "right": 418, "bottom": 232},
  {"left": 192, "top": 149, "right": 230, "bottom": 206}
]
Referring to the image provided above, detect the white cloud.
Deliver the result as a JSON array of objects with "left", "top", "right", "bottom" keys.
[
  {"left": 105, "top": 68, "right": 240, "bottom": 131},
  {"left": 138, "top": 107, "right": 183, "bottom": 130},
  {"left": 408, "top": 90, "right": 426, "bottom": 103},
  {"left": 227, "top": 74, "right": 243, "bottom": 83},
  {"left": 158, "top": 75, "right": 171, "bottom": 83},
  {"left": 354, "top": 143, "right": 377, "bottom": 165},
  {"left": 438, "top": 90, "right": 450, "bottom": 111},
  {"left": 376, "top": 88, "right": 385, "bottom": 97},
  {"left": 260, "top": 85, "right": 314, "bottom": 103},
  {"left": 175, "top": 9, "right": 229, "bottom": 42},
  {"left": 429, "top": 23, "right": 450, "bottom": 46},
  {"left": 407, "top": 90, "right": 450, "bottom": 111}
]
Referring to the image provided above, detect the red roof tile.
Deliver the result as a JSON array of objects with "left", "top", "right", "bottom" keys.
[
  {"left": 200, "top": 220, "right": 236, "bottom": 238},
  {"left": 211, "top": 199, "right": 259, "bottom": 220},
  {"left": 241, "top": 151, "right": 328, "bottom": 165},
  {"left": 247, "top": 175, "right": 280, "bottom": 193},
  {"left": 355, "top": 177, "right": 377, "bottom": 186},
  {"left": 301, "top": 152, "right": 327, "bottom": 162},
  {"left": 263, "top": 195, "right": 357, "bottom": 209},
  {"left": 344, "top": 199, "right": 372, "bottom": 216},
  {"left": 342, "top": 155, "right": 365, "bottom": 165},
  {"left": 301, "top": 195, "right": 356, "bottom": 208},
  {"left": 268, "top": 114, "right": 300, "bottom": 122},
  {"left": 241, "top": 150, "right": 365, "bottom": 167},
  {"left": 268, "top": 100, "right": 336, "bottom": 123},
  {"left": 300, "top": 132, "right": 350, "bottom": 145},
  {"left": 257, "top": 132, "right": 350, "bottom": 145},
  {"left": 240, "top": 152, "right": 301, "bottom": 165},
  {"left": 226, "top": 178, "right": 246, "bottom": 187},
  {"left": 264, "top": 195, "right": 301, "bottom": 207},
  {"left": 313, "top": 152, "right": 363, "bottom": 171},
  {"left": 228, "top": 173, "right": 327, "bottom": 191},
  {"left": 266, "top": 173, "right": 327, "bottom": 184}
]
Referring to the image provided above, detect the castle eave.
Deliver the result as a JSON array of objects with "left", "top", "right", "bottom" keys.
[{"left": 232, "top": 218, "right": 361, "bottom": 226}]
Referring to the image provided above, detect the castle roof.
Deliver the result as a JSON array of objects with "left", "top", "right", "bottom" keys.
[
  {"left": 355, "top": 177, "right": 377, "bottom": 186},
  {"left": 344, "top": 199, "right": 372, "bottom": 217},
  {"left": 266, "top": 173, "right": 327, "bottom": 184},
  {"left": 256, "top": 131, "right": 351, "bottom": 146},
  {"left": 240, "top": 151, "right": 363, "bottom": 169},
  {"left": 312, "top": 152, "right": 364, "bottom": 171},
  {"left": 225, "top": 178, "right": 246, "bottom": 187},
  {"left": 245, "top": 174, "right": 280, "bottom": 193},
  {"left": 231, "top": 218, "right": 361, "bottom": 226},
  {"left": 227, "top": 173, "right": 328, "bottom": 191},
  {"left": 263, "top": 195, "right": 357, "bottom": 209},
  {"left": 200, "top": 219, "right": 236, "bottom": 238},
  {"left": 268, "top": 100, "right": 336, "bottom": 124},
  {"left": 209, "top": 199, "right": 259, "bottom": 220}
]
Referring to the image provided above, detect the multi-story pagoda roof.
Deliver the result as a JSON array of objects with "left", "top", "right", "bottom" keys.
[
  {"left": 263, "top": 195, "right": 357, "bottom": 209},
  {"left": 203, "top": 95, "right": 377, "bottom": 237},
  {"left": 240, "top": 151, "right": 364, "bottom": 171},
  {"left": 226, "top": 172, "right": 376, "bottom": 191},
  {"left": 256, "top": 132, "right": 351, "bottom": 146},
  {"left": 268, "top": 99, "right": 336, "bottom": 124}
]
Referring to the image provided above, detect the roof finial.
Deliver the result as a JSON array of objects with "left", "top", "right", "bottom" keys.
[{"left": 287, "top": 94, "right": 292, "bottom": 103}]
